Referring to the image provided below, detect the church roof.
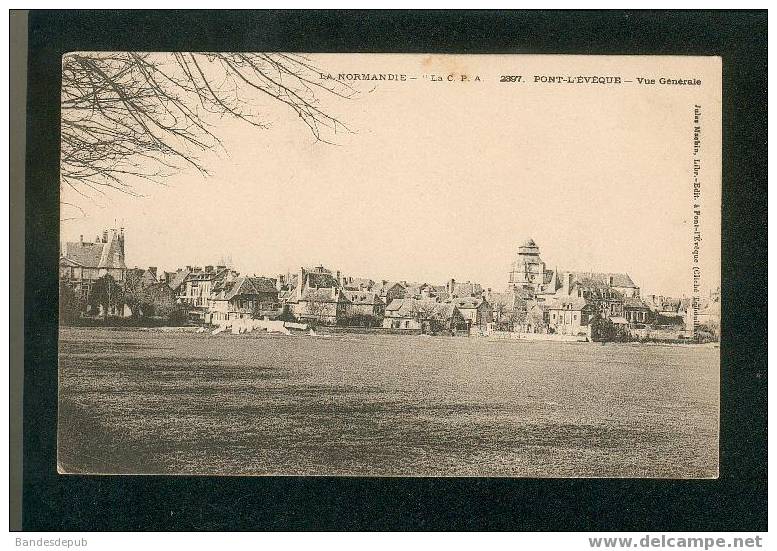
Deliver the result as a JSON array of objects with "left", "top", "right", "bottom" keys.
[{"left": 567, "top": 271, "right": 637, "bottom": 289}]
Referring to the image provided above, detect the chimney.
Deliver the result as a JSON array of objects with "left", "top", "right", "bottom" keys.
[
  {"left": 448, "top": 278, "right": 456, "bottom": 296},
  {"left": 297, "top": 267, "right": 305, "bottom": 300},
  {"left": 336, "top": 270, "right": 341, "bottom": 284},
  {"left": 205, "top": 265, "right": 214, "bottom": 273},
  {"left": 79, "top": 234, "right": 83, "bottom": 243},
  {"left": 102, "top": 230, "right": 108, "bottom": 243}
]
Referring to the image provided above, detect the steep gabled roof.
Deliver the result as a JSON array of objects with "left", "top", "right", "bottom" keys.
[
  {"left": 98, "top": 235, "right": 126, "bottom": 270},
  {"left": 168, "top": 270, "right": 191, "bottom": 292},
  {"left": 449, "top": 297, "right": 484, "bottom": 310},
  {"left": 300, "top": 286, "right": 343, "bottom": 303},
  {"left": 403, "top": 283, "right": 433, "bottom": 297},
  {"left": 450, "top": 281, "right": 483, "bottom": 297},
  {"left": 377, "top": 280, "right": 405, "bottom": 292},
  {"left": 278, "top": 287, "right": 297, "bottom": 303},
  {"left": 623, "top": 297, "right": 650, "bottom": 309},
  {"left": 305, "top": 271, "right": 339, "bottom": 289},
  {"left": 385, "top": 298, "right": 405, "bottom": 312},
  {"left": 489, "top": 288, "right": 533, "bottom": 311},
  {"left": 341, "top": 290, "right": 380, "bottom": 305},
  {"left": 59, "top": 256, "right": 83, "bottom": 268},
  {"left": 567, "top": 272, "right": 637, "bottom": 288},
  {"left": 224, "top": 276, "right": 278, "bottom": 300},
  {"left": 341, "top": 276, "right": 375, "bottom": 290},
  {"left": 62, "top": 241, "right": 106, "bottom": 268}
]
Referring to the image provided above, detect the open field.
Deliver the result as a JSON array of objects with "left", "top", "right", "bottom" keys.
[{"left": 58, "top": 327, "right": 719, "bottom": 477}]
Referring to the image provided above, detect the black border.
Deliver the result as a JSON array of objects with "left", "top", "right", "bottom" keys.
[{"left": 21, "top": 10, "right": 767, "bottom": 531}]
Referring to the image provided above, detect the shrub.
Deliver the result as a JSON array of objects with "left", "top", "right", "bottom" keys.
[
  {"left": 59, "top": 281, "right": 81, "bottom": 325},
  {"left": 590, "top": 314, "right": 631, "bottom": 342}
]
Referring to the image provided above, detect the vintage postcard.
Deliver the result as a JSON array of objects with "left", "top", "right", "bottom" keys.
[{"left": 57, "top": 53, "right": 721, "bottom": 477}]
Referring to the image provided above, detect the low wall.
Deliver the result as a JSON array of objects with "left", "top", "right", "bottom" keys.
[
  {"left": 322, "top": 326, "right": 423, "bottom": 336},
  {"left": 211, "top": 318, "right": 306, "bottom": 335},
  {"left": 488, "top": 331, "right": 589, "bottom": 342},
  {"left": 630, "top": 327, "right": 693, "bottom": 341}
]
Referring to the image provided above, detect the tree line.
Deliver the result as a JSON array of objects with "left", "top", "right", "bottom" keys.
[{"left": 59, "top": 273, "right": 187, "bottom": 325}]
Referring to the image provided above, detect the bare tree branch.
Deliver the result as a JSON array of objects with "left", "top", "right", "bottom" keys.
[{"left": 61, "top": 52, "right": 354, "bottom": 201}]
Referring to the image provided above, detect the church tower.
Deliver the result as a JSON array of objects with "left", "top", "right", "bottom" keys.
[{"left": 508, "top": 238, "right": 547, "bottom": 291}]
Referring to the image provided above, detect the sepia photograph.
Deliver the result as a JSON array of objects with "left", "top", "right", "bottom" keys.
[{"left": 56, "top": 52, "right": 722, "bottom": 478}]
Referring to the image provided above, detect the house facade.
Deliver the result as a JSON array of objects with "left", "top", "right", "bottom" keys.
[
  {"left": 382, "top": 298, "right": 463, "bottom": 331},
  {"left": 547, "top": 297, "right": 596, "bottom": 336},
  {"left": 59, "top": 229, "right": 127, "bottom": 302},
  {"left": 375, "top": 281, "right": 406, "bottom": 305},
  {"left": 448, "top": 297, "right": 491, "bottom": 332},
  {"left": 341, "top": 290, "right": 385, "bottom": 323},
  {"left": 623, "top": 297, "right": 652, "bottom": 325},
  {"left": 281, "top": 266, "right": 347, "bottom": 325},
  {"left": 208, "top": 276, "right": 279, "bottom": 323}
]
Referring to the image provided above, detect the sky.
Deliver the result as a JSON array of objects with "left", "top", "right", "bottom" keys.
[{"left": 60, "top": 54, "right": 721, "bottom": 297}]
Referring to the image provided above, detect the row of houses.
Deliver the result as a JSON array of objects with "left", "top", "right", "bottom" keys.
[
  {"left": 57, "top": 232, "right": 494, "bottom": 330},
  {"left": 59, "top": 230, "right": 718, "bottom": 336}
]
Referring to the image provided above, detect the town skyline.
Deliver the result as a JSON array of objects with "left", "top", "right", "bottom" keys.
[
  {"left": 60, "top": 226, "right": 713, "bottom": 300},
  {"left": 60, "top": 54, "right": 721, "bottom": 299}
]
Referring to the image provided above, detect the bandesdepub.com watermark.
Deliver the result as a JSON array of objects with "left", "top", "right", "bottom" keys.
[{"left": 15, "top": 538, "right": 87, "bottom": 548}]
